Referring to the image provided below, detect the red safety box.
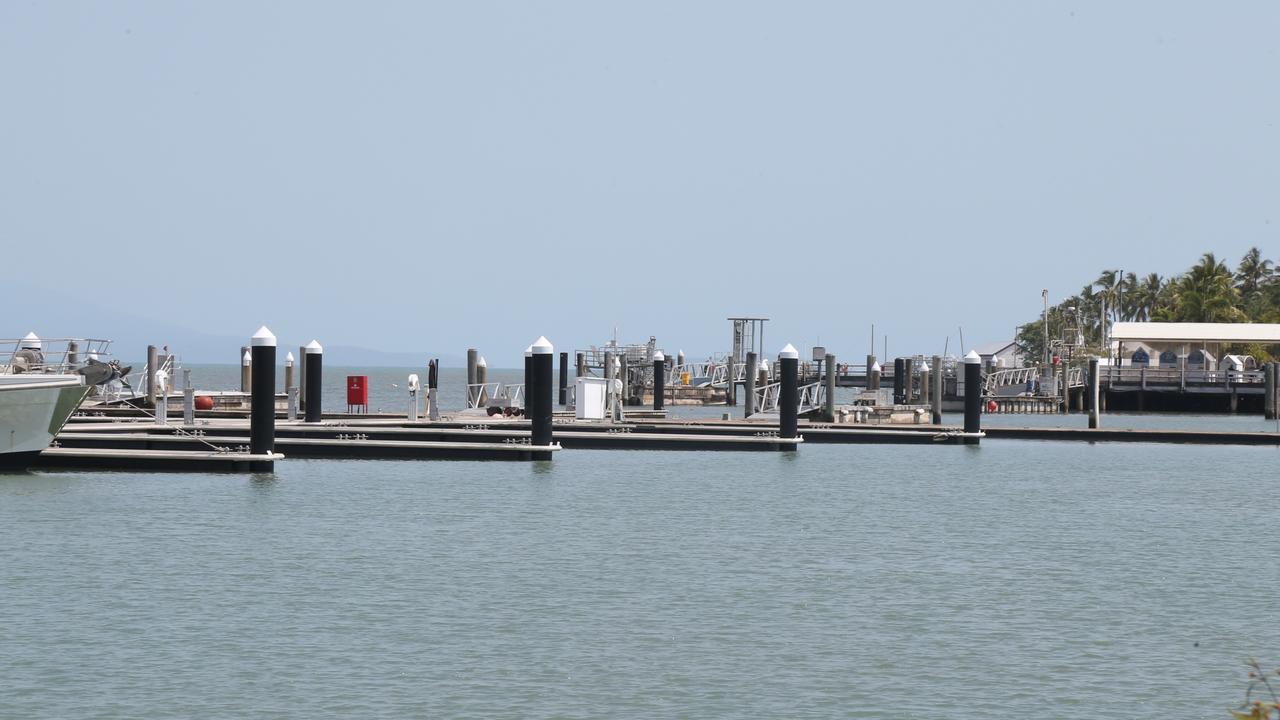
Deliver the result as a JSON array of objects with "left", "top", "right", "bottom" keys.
[{"left": 347, "top": 375, "right": 369, "bottom": 411}]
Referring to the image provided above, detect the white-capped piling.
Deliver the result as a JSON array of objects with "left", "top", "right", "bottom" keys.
[
  {"left": 779, "top": 343, "right": 799, "bottom": 441},
  {"left": 285, "top": 352, "right": 297, "bottom": 420},
  {"left": 559, "top": 352, "right": 569, "bottom": 406},
  {"left": 284, "top": 351, "right": 295, "bottom": 404},
  {"left": 919, "top": 361, "right": 931, "bottom": 406},
  {"left": 155, "top": 368, "right": 168, "bottom": 425},
  {"left": 477, "top": 356, "right": 489, "bottom": 406},
  {"left": 530, "top": 336, "right": 555, "bottom": 459},
  {"left": 745, "top": 351, "right": 758, "bottom": 418},
  {"left": 1088, "top": 357, "right": 1101, "bottom": 429},
  {"left": 931, "top": 355, "right": 943, "bottom": 425},
  {"left": 824, "top": 353, "right": 836, "bottom": 422},
  {"left": 250, "top": 326, "right": 277, "bottom": 457},
  {"left": 653, "top": 351, "right": 666, "bottom": 411},
  {"left": 408, "top": 373, "right": 420, "bottom": 422},
  {"left": 677, "top": 350, "right": 685, "bottom": 367},
  {"left": 963, "top": 350, "right": 982, "bottom": 443},
  {"left": 146, "top": 344, "right": 159, "bottom": 408},
  {"left": 240, "top": 346, "right": 251, "bottom": 394},
  {"left": 869, "top": 361, "right": 881, "bottom": 392},
  {"left": 304, "top": 340, "right": 323, "bottom": 423}
]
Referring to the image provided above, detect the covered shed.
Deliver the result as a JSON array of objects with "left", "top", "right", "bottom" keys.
[{"left": 1109, "top": 322, "right": 1280, "bottom": 369}]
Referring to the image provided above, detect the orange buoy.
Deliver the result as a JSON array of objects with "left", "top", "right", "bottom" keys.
[{"left": 194, "top": 395, "right": 215, "bottom": 411}]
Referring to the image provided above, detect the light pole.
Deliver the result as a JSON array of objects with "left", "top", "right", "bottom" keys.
[{"left": 1042, "top": 289, "right": 1049, "bottom": 367}]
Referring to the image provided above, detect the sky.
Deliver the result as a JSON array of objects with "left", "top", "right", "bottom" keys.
[{"left": 4, "top": 2, "right": 1277, "bottom": 365}]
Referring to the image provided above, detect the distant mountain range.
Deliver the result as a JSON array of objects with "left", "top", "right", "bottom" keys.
[{"left": 9, "top": 281, "right": 463, "bottom": 367}]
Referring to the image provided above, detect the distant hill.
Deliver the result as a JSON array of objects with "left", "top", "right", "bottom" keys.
[{"left": 7, "top": 281, "right": 463, "bottom": 367}]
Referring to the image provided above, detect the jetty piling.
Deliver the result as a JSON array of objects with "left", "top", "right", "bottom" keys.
[
  {"left": 304, "top": 340, "right": 323, "bottom": 423},
  {"left": 407, "top": 374, "right": 419, "bottom": 422},
  {"left": 780, "top": 344, "right": 799, "bottom": 441},
  {"left": 931, "top": 354, "right": 943, "bottom": 424},
  {"left": 745, "top": 351, "right": 758, "bottom": 418},
  {"left": 428, "top": 359, "right": 440, "bottom": 420},
  {"left": 653, "top": 351, "right": 666, "bottom": 411},
  {"left": 466, "top": 349, "right": 479, "bottom": 407},
  {"left": 824, "top": 353, "right": 837, "bottom": 422},
  {"left": 530, "top": 336, "right": 555, "bottom": 460},
  {"left": 892, "top": 358, "right": 904, "bottom": 404},
  {"left": 1265, "top": 362, "right": 1276, "bottom": 420},
  {"left": 249, "top": 326, "right": 277, "bottom": 470},
  {"left": 963, "top": 350, "right": 982, "bottom": 444},
  {"left": 284, "top": 351, "right": 295, "bottom": 405},
  {"left": 239, "top": 347, "right": 251, "bottom": 394},
  {"left": 183, "top": 368, "right": 194, "bottom": 425},
  {"left": 1088, "top": 357, "right": 1101, "bottom": 429},
  {"left": 146, "top": 344, "right": 159, "bottom": 408},
  {"left": 559, "top": 352, "right": 569, "bottom": 406},
  {"left": 297, "top": 345, "right": 307, "bottom": 413}
]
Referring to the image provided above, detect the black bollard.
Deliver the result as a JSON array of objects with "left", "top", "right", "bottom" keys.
[
  {"left": 1265, "top": 362, "right": 1276, "bottom": 421},
  {"left": 893, "top": 358, "right": 905, "bottom": 404},
  {"left": 249, "top": 326, "right": 277, "bottom": 466},
  {"left": 466, "top": 348, "right": 479, "bottom": 408},
  {"left": 963, "top": 350, "right": 982, "bottom": 443},
  {"left": 523, "top": 346, "right": 533, "bottom": 416},
  {"left": 530, "top": 337, "right": 554, "bottom": 459},
  {"left": 558, "top": 351, "right": 569, "bottom": 406},
  {"left": 428, "top": 358, "right": 440, "bottom": 421},
  {"left": 304, "top": 340, "right": 323, "bottom": 423},
  {"left": 779, "top": 343, "right": 799, "bottom": 441},
  {"left": 1088, "top": 356, "right": 1101, "bottom": 429},
  {"left": 653, "top": 351, "right": 666, "bottom": 411}
]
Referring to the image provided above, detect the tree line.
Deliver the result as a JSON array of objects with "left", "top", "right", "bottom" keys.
[{"left": 1016, "top": 248, "right": 1278, "bottom": 364}]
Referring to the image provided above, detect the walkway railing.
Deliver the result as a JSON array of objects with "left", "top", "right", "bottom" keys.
[
  {"left": 466, "top": 382, "right": 524, "bottom": 409},
  {"left": 1101, "top": 366, "right": 1265, "bottom": 386},
  {"left": 754, "top": 381, "right": 824, "bottom": 414}
]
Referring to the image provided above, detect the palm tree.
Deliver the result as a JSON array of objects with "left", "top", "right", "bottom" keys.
[
  {"left": 1129, "top": 273, "right": 1164, "bottom": 321},
  {"left": 1173, "top": 253, "right": 1244, "bottom": 322},
  {"left": 1236, "top": 246, "right": 1273, "bottom": 295},
  {"left": 1093, "top": 269, "right": 1123, "bottom": 324}
]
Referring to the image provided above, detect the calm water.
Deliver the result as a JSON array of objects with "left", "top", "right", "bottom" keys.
[
  {"left": 4, "top": 434, "right": 1279, "bottom": 718},
  {"left": 5, "top": 364, "right": 1278, "bottom": 717}
]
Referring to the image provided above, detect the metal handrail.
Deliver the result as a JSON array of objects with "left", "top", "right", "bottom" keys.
[
  {"left": 466, "top": 382, "right": 524, "bottom": 409},
  {"left": 754, "top": 381, "right": 823, "bottom": 413}
]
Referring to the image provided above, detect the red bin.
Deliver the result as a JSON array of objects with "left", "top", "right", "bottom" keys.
[{"left": 347, "top": 375, "right": 369, "bottom": 409}]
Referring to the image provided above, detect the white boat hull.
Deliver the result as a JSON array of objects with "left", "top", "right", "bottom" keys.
[{"left": 0, "top": 376, "right": 90, "bottom": 466}]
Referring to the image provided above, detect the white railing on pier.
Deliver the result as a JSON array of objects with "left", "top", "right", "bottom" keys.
[
  {"left": 466, "top": 382, "right": 523, "bottom": 409},
  {"left": 753, "top": 381, "right": 824, "bottom": 414},
  {"left": 983, "top": 366, "right": 1084, "bottom": 396},
  {"left": 1101, "top": 366, "right": 1265, "bottom": 386}
]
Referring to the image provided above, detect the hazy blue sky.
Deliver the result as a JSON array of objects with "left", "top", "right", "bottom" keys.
[{"left": 4, "top": 2, "right": 1276, "bottom": 364}]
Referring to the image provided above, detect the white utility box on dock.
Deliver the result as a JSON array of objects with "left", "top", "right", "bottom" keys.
[{"left": 575, "top": 377, "right": 608, "bottom": 420}]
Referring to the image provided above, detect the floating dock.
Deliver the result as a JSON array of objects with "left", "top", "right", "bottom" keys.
[{"left": 32, "top": 447, "right": 283, "bottom": 472}]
